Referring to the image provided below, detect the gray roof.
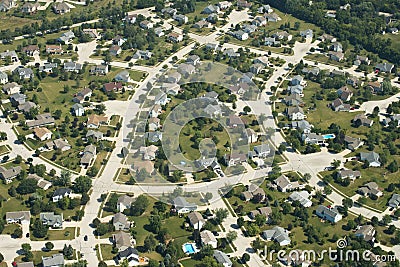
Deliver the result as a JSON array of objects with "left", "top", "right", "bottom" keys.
[
  {"left": 17, "top": 262, "right": 34, "bottom": 267},
  {"left": 188, "top": 211, "right": 205, "bottom": 225},
  {"left": 145, "top": 131, "right": 162, "bottom": 142},
  {"left": 389, "top": 194, "right": 400, "bottom": 207},
  {"left": 114, "top": 212, "right": 129, "bottom": 225},
  {"left": 360, "top": 151, "right": 380, "bottom": 164},
  {"left": 213, "top": 250, "right": 232, "bottom": 265},
  {"left": 5, "top": 211, "right": 31, "bottom": 222},
  {"left": 254, "top": 144, "right": 270, "bottom": 155},
  {"left": 86, "top": 130, "right": 103, "bottom": 140},
  {"left": 118, "top": 247, "right": 139, "bottom": 259},
  {"left": 113, "top": 231, "right": 132, "bottom": 249},
  {"left": 262, "top": 226, "right": 290, "bottom": 244},
  {"left": 40, "top": 212, "right": 63, "bottom": 226},
  {"left": 316, "top": 205, "right": 340, "bottom": 218},
  {"left": 118, "top": 195, "right": 134, "bottom": 207},
  {"left": 0, "top": 165, "right": 22, "bottom": 180},
  {"left": 42, "top": 253, "right": 64, "bottom": 267},
  {"left": 53, "top": 187, "right": 72, "bottom": 197}
]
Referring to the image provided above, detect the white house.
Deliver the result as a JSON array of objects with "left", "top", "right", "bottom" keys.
[
  {"left": 200, "top": 230, "right": 218, "bottom": 248},
  {"left": 71, "top": 103, "right": 84, "bottom": 117},
  {"left": 188, "top": 211, "right": 205, "bottom": 230}
]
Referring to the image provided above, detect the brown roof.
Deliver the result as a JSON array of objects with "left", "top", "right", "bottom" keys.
[
  {"left": 87, "top": 114, "right": 108, "bottom": 126},
  {"left": 103, "top": 82, "right": 122, "bottom": 92},
  {"left": 33, "top": 127, "right": 51, "bottom": 139}
]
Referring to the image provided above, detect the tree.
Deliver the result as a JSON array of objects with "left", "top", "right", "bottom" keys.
[
  {"left": 63, "top": 244, "right": 74, "bottom": 259},
  {"left": 331, "top": 159, "right": 341, "bottom": 169},
  {"left": 13, "top": 227, "right": 22, "bottom": 238},
  {"left": 214, "top": 208, "right": 228, "bottom": 224},
  {"left": 243, "top": 106, "right": 251, "bottom": 114},
  {"left": 0, "top": 252, "right": 3, "bottom": 263},
  {"left": 32, "top": 219, "right": 48, "bottom": 238},
  {"left": 96, "top": 223, "right": 110, "bottom": 236},
  {"left": 98, "top": 261, "right": 107, "bottom": 267},
  {"left": 57, "top": 170, "right": 72, "bottom": 186},
  {"left": 381, "top": 215, "right": 392, "bottom": 226},
  {"left": 73, "top": 176, "right": 92, "bottom": 193},
  {"left": 45, "top": 242, "right": 54, "bottom": 251},
  {"left": 226, "top": 231, "right": 237, "bottom": 243},
  {"left": 14, "top": 155, "right": 23, "bottom": 164},
  {"left": 342, "top": 198, "right": 353, "bottom": 209},
  {"left": 324, "top": 186, "right": 332, "bottom": 195},
  {"left": 143, "top": 234, "right": 157, "bottom": 251},
  {"left": 237, "top": 217, "right": 245, "bottom": 227},
  {"left": 204, "top": 192, "right": 213, "bottom": 202},
  {"left": 16, "top": 178, "right": 38, "bottom": 194},
  {"left": 75, "top": 210, "right": 85, "bottom": 221},
  {"left": 21, "top": 243, "right": 31, "bottom": 254},
  {"left": 199, "top": 244, "right": 214, "bottom": 259},
  {"left": 388, "top": 160, "right": 398, "bottom": 173},
  {"left": 129, "top": 195, "right": 149, "bottom": 216},
  {"left": 148, "top": 215, "right": 162, "bottom": 234},
  {"left": 255, "top": 214, "right": 267, "bottom": 226},
  {"left": 303, "top": 173, "right": 311, "bottom": 181},
  {"left": 242, "top": 253, "right": 250, "bottom": 263}
]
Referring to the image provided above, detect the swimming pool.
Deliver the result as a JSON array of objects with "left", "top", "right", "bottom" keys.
[
  {"left": 182, "top": 243, "right": 197, "bottom": 254},
  {"left": 322, "top": 134, "right": 336, "bottom": 139}
]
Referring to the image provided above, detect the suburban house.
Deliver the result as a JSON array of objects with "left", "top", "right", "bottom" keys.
[
  {"left": 140, "top": 20, "right": 153, "bottom": 29},
  {"left": 354, "top": 55, "right": 370, "bottom": 66},
  {"left": 22, "top": 45, "right": 39, "bottom": 56},
  {"left": 367, "top": 81, "right": 382, "bottom": 94},
  {"left": 318, "top": 33, "right": 337, "bottom": 43},
  {"left": 103, "top": 82, "right": 123, "bottom": 92},
  {"left": 154, "top": 93, "right": 170, "bottom": 105},
  {"left": 237, "top": 0, "right": 252, "bottom": 8},
  {"left": 39, "top": 63, "right": 58, "bottom": 73},
  {"left": 33, "top": 127, "right": 52, "bottom": 141},
  {"left": 389, "top": 194, "right": 400, "bottom": 208},
  {"left": 203, "top": 4, "right": 219, "bottom": 14},
  {"left": 133, "top": 50, "right": 152, "bottom": 60},
  {"left": 109, "top": 45, "right": 122, "bottom": 56},
  {"left": 52, "top": 188, "right": 72, "bottom": 202},
  {"left": 87, "top": 114, "right": 108, "bottom": 128},
  {"left": 6, "top": 211, "right": 31, "bottom": 224},
  {"left": 139, "top": 145, "right": 158, "bottom": 160},
  {"left": 113, "top": 212, "right": 131, "bottom": 231},
  {"left": 80, "top": 144, "right": 97, "bottom": 167},
  {"left": 253, "top": 144, "right": 271, "bottom": 158},
  {"left": 82, "top": 29, "right": 99, "bottom": 39},
  {"left": 204, "top": 104, "right": 221, "bottom": 118},
  {"left": 337, "top": 169, "right": 361, "bottom": 181},
  {"left": 148, "top": 117, "right": 160, "bottom": 131},
  {"left": 375, "top": 62, "right": 394, "bottom": 73},
  {"left": 224, "top": 153, "right": 247, "bottom": 166},
  {"left": 355, "top": 225, "right": 376, "bottom": 242},
  {"left": 188, "top": 211, "right": 205, "bottom": 230},
  {"left": 300, "top": 29, "right": 313, "bottom": 39},
  {"left": 42, "top": 254, "right": 64, "bottom": 267},
  {"left": 302, "top": 133, "right": 325, "bottom": 145},
  {"left": 18, "top": 101, "right": 37, "bottom": 113},
  {"left": 40, "top": 212, "right": 63, "bottom": 228},
  {"left": 168, "top": 32, "right": 183, "bottom": 42},
  {"left": 360, "top": 151, "right": 381, "bottom": 167},
  {"left": 0, "top": 166, "right": 22, "bottom": 183},
  {"left": 344, "top": 135, "right": 363, "bottom": 151},
  {"left": 329, "top": 51, "right": 344, "bottom": 61},
  {"left": 86, "top": 130, "right": 103, "bottom": 142},
  {"left": 249, "top": 207, "right": 272, "bottom": 220},
  {"left": 286, "top": 106, "right": 305, "bottom": 120},
  {"left": 285, "top": 94, "right": 304, "bottom": 107},
  {"left": 200, "top": 230, "right": 218, "bottom": 248},
  {"left": 90, "top": 65, "right": 108, "bottom": 75},
  {"left": 14, "top": 67, "right": 34, "bottom": 79},
  {"left": 353, "top": 114, "right": 373, "bottom": 127},
  {"left": 231, "top": 30, "right": 248, "bottom": 41},
  {"left": 358, "top": 182, "right": 383, "bottom": 198},
  {"left": 0, "top": 50, "right": 18, "bottom": 62},
  {"left": 3, "top": 82, "right": 19, "bottom": 94},
  {"left": 28, "top": 174, "right": 52, "bottom": 190},
  {"left": 113, "top": 35, "right": 126, "bottom": 46},
  {"left": 58, "top": 31, "right": 75, "bottom": 43},
  {"left": 253, "top": 16, "right": 267, "bottom": 26},
  {"left": 0, "top": 0, "right": 16, "bottom": 12},
  {"left": 288, "top": 85, "right": 304, "bottom": 95},
  {"left": 315, "top": 205, "right": 342, "bottom": 223},
  {"left": 116, "top": 247, "right": 140, "bottom": 266},
  {"left": 26, "top": 113, "right": 55, "bottom": 129},
  {"left": 46, "top": 139, "right": 71, "bottom": 151},
  {"left": 289, "top": 191, "right": 312, "bottom": 208},
  {"left": 113, "top": 231, "right": 133, "bottom": 252},
  {"left": 64, "top": 62, "right": 82, "bottom": 72},
  {"left": 177, "top": 63, "right": 195, "bottom": 76},
  {"left": 173, "top": 14, "right": 188, "bottom": 24},
  {"left": 125, "top": 14, "right": 137, "bottom": 24},
  {"left": 290, "top": 120, "right": 312, "bottom": 134},
  {"left": 273, "top": 175, "right": 303, "bottom": 192},
  {"left": 115, "top": 70, "right": 132, "bottom": 82},
  {"left": 218, "top": 1, "right": 232, "bottom": 10},
  {"left": 71, "top": 103, "right": 84, "bottom": 117},
  {"left": 194, "top": 20, "right": 211, "bottom": 29},
  {"left": 337, "top": 86, "right": 353, "bottom": 101},
  {"left": 213, "top": 250, "right": 232, "bottom": 267},
  {"left": 173, "top": 197, "right": 197, "bottom": 213},
  {"left": 331, "top": 98, "right": 350, "bottom": 112},
  {"left": 73, "top": 88, "right": 92, "bottom": 103},
  {"left": 117, "top": 195, "right": 134, "bottom": 212},
  {"left": 46, "top": 45, "right": 63, "bottom": 54},
  {"left": 262, "top": 226, "right": 291, "bottom": 246},
  {"left": 9, "top": 92, "right": 26, "bottom": 106},
  {"left": 53, "top": 2, "right": 70, "bottom": 14},
  {"left": 265, "top": 12, "right": 281, "bottom": 22},
  {"left": 17, "top": 262, "right": 34, "bottom": 267}
]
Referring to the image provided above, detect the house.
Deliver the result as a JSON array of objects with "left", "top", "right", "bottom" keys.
[
  {"left": 80, "top": 144, "right": 96, "bottom": 167},
  {"left": 353, "top": 114, "right": 373, "bottom": 127},
  {"left": 10, "top": 92, "right": 26, "bottom": 106},
  {"left": 109, "top": 45, "right": 122, "bottom": 56},
  {"left": 73, "top": 88, "right": 92, "bottom": 103},
  {"left": 265, "top": 12, "right": 281, "bottom": 22},
  {"left": 366, "top": 81, "right": 382, "bottom": 94},
  {"left": 40, "top": 212, "right": 63, "bottom": 228},
  {"left": 80, "top": 29, "right": 98, "bottom": 39},
  {"left": 200, "top": 230, "right": 218, "bottom": 248},
  {"left": 355, "top": 225, "right": 376, "bottom": 242},
  {"left": 284, "top": 94, "right": 304, "bottom": 106},
  {"left": 173, "top": 197, "right": 197, "bottom": 213},
  {"left": 22, "top": 45, "right": 39, "bottom": 56},
  {"left": 188, "top": 211, "right": 205, "bottom": 230},
  {"left": 133, "top": 50, "right": 152, "bottom": 60},
  {"left": 162, "top": 83, "right": 181, "bottom": 95},
  {"left": 231, "top": 30, "right": 248, "bottom": 41},
  {"left": 0, "top": 71, "right": 7, "bottom": 84},
  {"left": 375, "top": 62, "right": 394, "bottom": 73},
  {"left": 358, "top": 182, "right": 383, "bottom": 198},
  {"left": 289, "top": 191, "right": 312, "bottom": 208},
  {"left": 132, "top": 160, "right": 154, "bottom": 174},
  {"left": 145, "top": 131, "right": 162, "bottom": 142},
  {"left": 39, "top": 63, "right": 58, "bottom": 73},
  {"left": 103, "top": 82, "right": 123, "bottom": 92},
  {"left": 224, "top": 153, "right": 247, "bottom": 166},
  {"left": 289, "top": 120, "right": 311, "bottom": 134},
  {"left": 229, "top": 83, "right": 249, "bottom": 95},
  {"left": 90, "top": 65, "right": 108, "bottom": 75},
  {"left": 262, "top": 226, "right": 291, "bottom": 246},
  {"left": 154, "top": 27, "right": 164, "bottom": 37},
  {"left": 58, "top": 31, "right": 75, "bottom": 43},
  {"left": 360, "top": 151, "right": 381, "bottom": 167},
  {"left": 33, "top": 127, "right": 52, "bottom": 141},
  {"left": 64, "top": 62, "right": 82, "bottom": 72},
  {"left": 113, "top": 35, "right": 126, "bottom": 46},
  {"left": 302, "top": 133, "right": 325, "bottom": 145},
  {"left": 347, "top": 77, "right": 362, "bottom": 88},
  {"left": 315, "top": 205, "right": 342, "bottom": 223},
  {"left": 17, "top": 262, "right": 34, "bottom": 267},
  {"left": 237, "top": 0, "right": 252, "bottom": 8},
  {"left": 148, "top": 117, "right": 160, "bottom": 131},
  {"left": 28, "top": 174, "right": 52, "bottom": 190},
  {"left": 207, "top": 13, "right": 218, "bottom": 23},
  {"left": 168, "top": 32, "right": 183, "bottom": 43},
  {"left": 331, "top": 42, "right": 343, "bottom": 52},
  {"left": 46, "top": 45, "right": 63, "bottom": 54},
  {"left": 187, "top": 55, "right": 200, "bottom": 66},
  {"left": 5, "top": 211, "right": 30, "bottom": 224},
  {"left": 354, "top": 55, "right": 370, "bottom": 66},
  {"left": 249, "top": 63, "right": 264, "bottom": 74},
  {"left": 0, "top": 50, "right": 18, "bottom": 62},
  {"left": 52, "top": 188, "right": 72, "bottom": 202},
  {"left": 46, "top": 139, "right": 71, "bottom": 151},
  {"left": 389, "top": 194, "right": 400, "bottom": 208},
  {"left": 242, "top": 24, "right": 258, "bottom": 34},
  {"left": 14, "top": 67, "right": 34, "bottom": 79},
  {"left": 302, "top": 67, "right": 320, "bottom": 76},
  {"left": 286, "top": 106, "right": 305, "bottom": 120},
  {"left": 113, "top": 212, "right": 131, "bottom": 231},
  {"left": 125, "top": 14, "right": 137, "bottom": 24},
  {"left": 86, "top": 130, "right": 103, "bottom": 142},
  {"left": 117, "top": 195, "right": 134, "bottom": 212},
  {"left": 228, "top": 115, "right": 243, "bottom": 128},
  {"left": 117, "top": 247, "right": 140, "bottom": 266},
  {"left": 388, "top": 28, "right": 399, "bottom": 34},
  {"left": 0, "top": 166, "right": 22, "bottom": 183},
  {"left": 42, "top": 254, "right": 64, "bottom": 267},
  {"left": 337, "top": 86, "right": 353, "bottom": 101},
  {"left": 291, "top": 75, "right": 305, "bottom": 86},
  {"left": 338, "top": 169, "right": 361, "bottom": 181},
  {"left": 173, "top": 14, "right": 188, "bottom": 24},
  {"left": 53, "top": 2, "right": 70, "bottom": 14},
  {"left": 113, "top": 231, "right": 133, "bottom": 252},
  {"left": 166, "top": 72, "right": 182, "bottom": 84},
  {"left": 253, "top": 144, "right": 270, "bottom": 158},
  {"left": 244, "top": 128, "right": 257, "bottom": 143},
  {"left": 161, "top": 7, "right": 177, "bottom": 16},
  {"left": 274, "top": 175, "right": 292, "bottom": 192},
  {"left": 0, "top": 0, "right": 15, "bottom": 11},
  {"left": 178, "top": 63, "right": 195, "bottom": 76},
  {"left": 115, "top": 70, "right": 132, "bottom": 83},
  {"left": 71, "top": 103, "right": 84, "bottom": 117},
  {"left": 272, "top": 31, "right": 292, "bottom": 41},
  {"left": 288, "top": 84, "right": 304, "bottom": 95},
  {"left": 149, "top": 104, "right": 162, "bottom": 118},
  {"left": 329, "top": 51, "right": 344, "bottom": 61},
  {"left": 300, "top": 29, "right": 313, "bottom": 39},
  {"left": 218, "top": 1, "right": 232, "bottom": 10},
  {"left": 140, "top": 20, "right": 153, "bottom": 29},
  {"left": 205, "top": 43, "right": 220, "bottom": 51},
  {"left": 223, "top": 48, "right": 239, "bottom": 58},
  {"left": 213, "top": 250, "right": 232, "bottom": 267},
  {"left": 3, "top": 82, "right": 20, "bottom": 94},
  {"left": 87, "top": 114, "right": 108, "bottom": 128},
  {"left": 252, "top": 16, "right": 267, "bottom": 26},
  {"left": 18, "top": 101, "right": 37, "bottom": 113},
  {"left": 344, "top": 135, "right": 363, "bottom": 151},
  {"left": 203, "top": 4, "right": 219, "bottom": 14},
  {"left": 27, "top": 113, "right": 55, "bottom": 128},
  {"left": 319, "top": 33, "right": 337, "bottom": 43},
  {"left": 249, "top": 206, "right": 272, "bottom": 220},
  {"left": 331, "top": 98, "right": 350, "bottom": 112},
  {"left": 139, "top": 145, "right": 158, "bottom": 160}
]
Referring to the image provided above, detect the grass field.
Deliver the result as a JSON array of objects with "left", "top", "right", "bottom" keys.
[
  {"left": 30, "top": 227, "right": 77, "bottom": 241},
  {"left": 100, "top": 244, "right": 116, "bottom": 261}
]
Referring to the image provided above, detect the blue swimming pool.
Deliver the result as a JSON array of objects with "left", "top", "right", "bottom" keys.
[
  {"left": 323, "top": 134, "right": 336, "bottom": 139},
  {"left": 183, "top": 243, "right": 196, "bottom": 254}
]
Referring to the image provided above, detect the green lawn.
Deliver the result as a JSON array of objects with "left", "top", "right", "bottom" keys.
[
  {"left": 100, "top": 244, "right": 116, "bottom": 261},
  {"left": 30, "top": 227, "right": 77, "bottom": 241},
  {"left": 115, "top": 168, "right": 134, "bottom": 184},
  {"left": 0, "top": 145, "right": 10, "bottom": 155}
]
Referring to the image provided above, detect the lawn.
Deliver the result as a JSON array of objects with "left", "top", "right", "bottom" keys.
[
  {"left": 100, "top": 244, "right": 116, "bottom": 261},
  {"left": 30, "top": 227, "right": 77, "bottom": 241},
  {"left": 115, "top": 168, "right": 134, "bottom": 184},
  {"left": 0, "top": 144, "right": 10, "bottom": 155},
  {"left": 14, "top": 250, "right": 72, "bottom": 266},
  {"left": 2, "top": 223, "right": 20, "bottom": 235}
]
